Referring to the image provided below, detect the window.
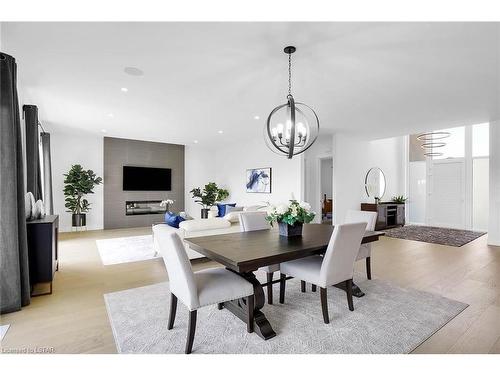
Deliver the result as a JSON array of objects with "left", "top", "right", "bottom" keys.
[
  {"left": 472, "top": 122, "right": 489, "bottom": 157},
  {"left": 433, "top": 126, "right": 465, "bottom": 159}
]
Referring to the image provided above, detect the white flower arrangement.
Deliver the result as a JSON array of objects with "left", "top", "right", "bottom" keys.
[
  {"left": 160, "top": 199, "right": 174, "bottom": 208},
  {"left": 266, "top": 200, "right": 315, "bottom": 226}
]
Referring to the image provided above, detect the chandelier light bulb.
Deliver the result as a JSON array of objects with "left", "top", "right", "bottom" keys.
[{"left": 277, "top": 123, "right": 284, "bottom": 136}]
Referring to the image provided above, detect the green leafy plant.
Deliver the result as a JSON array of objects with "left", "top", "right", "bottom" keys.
[
  {"left": 63, "top": 164, "right": 102, "bottom": 214},
  {"left": 189, "top": 182, "right": 229, "bottom": 209},
  {"left": 392, "top": 195, "right": 408, "bottom": 204},
  {"left": 265, "top": 200, "right": 315, "bottom": 226}
]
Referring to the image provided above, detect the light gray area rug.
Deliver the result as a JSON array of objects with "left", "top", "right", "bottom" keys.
[
  {"left": 0, "top": 324, "right": 10, "bottom": 341},
  {"left": 96, "top": 235, "right": 158, "bottom": 265},
  {"left": 104, "top": 275, "right": 467, "bottom": 354}
]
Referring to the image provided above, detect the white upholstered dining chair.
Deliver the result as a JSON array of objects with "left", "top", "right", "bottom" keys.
[
  {"left": 279, "top": 222, "right": 366, "bottom": 324},
  {"left": 239, "top": 211, "right": 280, "bottom": 304},
  {"left": 344, "top": 209, "right": 378, "bottom": 280},
  {"left": 153, "top": 225, "right": 254, "bottom": 354}
]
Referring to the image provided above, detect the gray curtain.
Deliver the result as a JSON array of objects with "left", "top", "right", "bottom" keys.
[
  {"left": 41, "top": 132, "right": 54, "bottom": 214},
  {"left": 0, "top": 52, "right": 31, "bottom": 313},
  {"left": 23, "top": 104, "right": 42, "bottom": 200}
]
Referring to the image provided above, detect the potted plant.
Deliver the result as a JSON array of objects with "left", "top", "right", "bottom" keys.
[
  {"left": 392, "top": 195, "right": 408, "bottom": 204},
  {"left": 63, "top": 164, "right": 102, "bottom": 228},
  {"left": 265, "top": 200, "right": 315, "bottom": 237},
  {"left": 189, "top": 182, "right": 229, "bottom": 219}
]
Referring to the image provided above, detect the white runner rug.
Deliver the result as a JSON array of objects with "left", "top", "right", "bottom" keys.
[{"left": 96, "top": 235, "right": 158, "bottom": 265}]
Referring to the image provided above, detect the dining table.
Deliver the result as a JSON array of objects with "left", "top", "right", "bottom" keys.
[{"left": 184, "top": 223, "right": 384, "bottom": 340}]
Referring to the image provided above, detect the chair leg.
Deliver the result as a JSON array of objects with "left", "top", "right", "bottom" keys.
[
  {"left": 217, "top": 302, "right": 223, "bottom": 310},
  {"left": 312, "top": 284, "right": 317, "bottom": 292},
  {"left": 320, "top": 287, "right": 329, "bottom": 324},
  {"left": 185, "top": 310, "right": 197, "bottom": 354},
  {"left": 279, "top": 273, "right": 286, "bottom": 304},
  {"left": 346, "top": 279, "right": 354, "bottom": 311},
  {"left": 266, "top": 272, "right": 274, "bottom": 305},
  {"left": 168, "top": 293, "right": 177, "bottom": 330},
  {"left": 246, "top": 295, "right": 254, "bottom": 333},
  {"left": 301, "top": 280, "right": 306, "bottom": 293},
  {"left": 366, "top": 257, "right": 372, "bottom": 280}
]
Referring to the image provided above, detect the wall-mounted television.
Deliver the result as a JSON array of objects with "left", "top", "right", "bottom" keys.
[{"left": 122, "top": 166, "right": 171, "bottom": 191}]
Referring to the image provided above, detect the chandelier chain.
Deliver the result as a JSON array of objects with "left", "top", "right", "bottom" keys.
[{"left": 288, "top": 52, "right": 292, "bottom": 96}]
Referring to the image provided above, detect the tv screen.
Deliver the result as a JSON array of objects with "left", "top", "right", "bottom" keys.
[{"left": 123, "top": 166, "right": 171, "bottom": 191}]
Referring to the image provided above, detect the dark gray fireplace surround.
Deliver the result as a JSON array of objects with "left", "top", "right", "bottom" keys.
[{"left": 103, "top": 137, "right": 185, "bottom": 229}]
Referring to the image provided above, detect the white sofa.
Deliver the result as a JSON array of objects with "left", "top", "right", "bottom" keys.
[{"left": 153, "top": 205, "right": 268, "bottom": 260}]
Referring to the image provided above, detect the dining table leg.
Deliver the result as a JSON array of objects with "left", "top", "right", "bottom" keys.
[{"left": 223, "top": 269, "right": 277, "bottom": 340}]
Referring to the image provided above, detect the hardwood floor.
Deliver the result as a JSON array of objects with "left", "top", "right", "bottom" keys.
[{"left": 1, "top": 227, "right": 499, "bottom": 354}]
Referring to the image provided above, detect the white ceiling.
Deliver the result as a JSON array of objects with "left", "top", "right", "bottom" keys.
[{"left": 2, "top": 22, "right": 499, "bottom": 146}]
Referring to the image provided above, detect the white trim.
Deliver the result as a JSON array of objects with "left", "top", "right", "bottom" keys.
[
  {"left": 404, "top": 135, "right": 410, "bottom": 223},
  {"left": 464, "top": 125, "right": 473, "bottom": 230},
  {"left": 316, "top": 153, "right": 333, "bottom": 224}
]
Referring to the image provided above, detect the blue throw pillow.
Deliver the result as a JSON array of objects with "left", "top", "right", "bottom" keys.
[
  {"left": 164, "top": 211, "right": 185, "bottom": 229},
  {"left": 217, "top": 203, "right": 236, "bottom": 217}
]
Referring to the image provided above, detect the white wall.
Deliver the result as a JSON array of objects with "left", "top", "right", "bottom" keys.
[
  {"left": 214, "top": 138, "right": 302, "bottom": 207},
  {"left": 321, "top": 158, "right": 333, "bottom": 199},
  {"left": 184, "top": 145, "right": 216, "bottom": 219},
  {"left": 49, "top": 130, "right": 217, "bottom": 231},
  {"left": 332, "top": 134, "right": 406, "bottom": 224},
  {"left": 488, "top": 120, "right": 500, "bottom": 246},
  {"left": 51, "top": 129, "right": 104, "bottom": 232}
]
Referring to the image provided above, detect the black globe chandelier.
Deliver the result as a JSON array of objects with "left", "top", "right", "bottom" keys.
[{"left": 265, "top": 46, "right": 320, "bottom": 159}]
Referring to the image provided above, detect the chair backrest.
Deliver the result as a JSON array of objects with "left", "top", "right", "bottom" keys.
[
  {"left": 319, "top": 222, "right": 367, "bottom": 286},
  {"left": 152, "top": 225, "right": 199, "bottom": 309},
  {"left": 344, "top": 209, "right": 377, "bottom": 231},
  {"left": 239, "top": 211, "right": 270, "bottom": 232}
]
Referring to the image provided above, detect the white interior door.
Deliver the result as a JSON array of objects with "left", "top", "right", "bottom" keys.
[{"left": 428, "top": 159, "right": 466, "bottom": 228}]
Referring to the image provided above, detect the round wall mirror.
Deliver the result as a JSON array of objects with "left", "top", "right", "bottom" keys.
[{"left": 365, "top": 167, "right": 386, "bottom": 200}]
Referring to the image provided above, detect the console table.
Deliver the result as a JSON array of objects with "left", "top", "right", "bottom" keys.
[
  {"left": 361, "top": 202, "right": 405, "bottom": 231},
  {"left": 26, "top": 215, "right": 59, "bottom": 296}
]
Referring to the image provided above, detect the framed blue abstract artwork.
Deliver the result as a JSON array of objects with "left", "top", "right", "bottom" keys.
[{"left": 246, "top": 167, "right": 272, "bottom": 193}]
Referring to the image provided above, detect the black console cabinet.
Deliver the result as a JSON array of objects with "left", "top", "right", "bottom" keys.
[
  {"left": 361, "top": 203, "right": 405, "bottom": 231},
  {"left": 26, "top": 215, "right": 59, "bottom": 296}
]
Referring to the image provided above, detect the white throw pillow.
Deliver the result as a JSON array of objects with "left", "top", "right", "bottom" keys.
[
  {"left": 25, "top": 192, "right": 34, "bottom": 219},
  {"left": 32, "top": 200, "right": 43, "bottom": 220},
  {"left": 224, "top": 211, "right": 241, "bottom": 223}
]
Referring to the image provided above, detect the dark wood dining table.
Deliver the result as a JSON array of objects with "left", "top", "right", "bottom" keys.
[{"left": 184, "top": 223, "right": 384, "bottom": 340}]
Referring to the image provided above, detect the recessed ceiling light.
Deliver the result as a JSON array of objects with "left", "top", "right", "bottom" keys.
[
  {"left": 107, "top": 113, "right": 114, "bottom": 118},
  {"left": 121, "top": 87, "right": 128, "bottom": 92},
  {"left": 193, "top": 140, "right": 199, "bottom": 144},
  {"left": 254, "top": 115, "right": 260, "bottom": 120},
  {"left": 101, "top": 129, "right": 107, "bottom": 133},
  {"left": 218, "top": 130, "right": 223, "bottom": 134},
  {"left": 124, "top": 66, "right": 144, "bottom": 76}
]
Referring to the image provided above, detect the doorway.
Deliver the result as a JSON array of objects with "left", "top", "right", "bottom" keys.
[{"left": 318, "top": 157, "right": 333, "bottom": 224}]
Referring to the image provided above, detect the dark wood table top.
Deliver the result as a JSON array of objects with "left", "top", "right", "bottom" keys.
[{"left": 184, "top": 223, "right": 384, "bottom": 273}]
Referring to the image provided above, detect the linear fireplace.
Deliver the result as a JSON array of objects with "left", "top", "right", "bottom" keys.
[{"left": 125, "top": 200, "right": 166, "bottom": 216}]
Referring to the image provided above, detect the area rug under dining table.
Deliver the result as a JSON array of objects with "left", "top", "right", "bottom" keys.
[{"left": 104, "top": 273, "right": 467, "bottom": 354}]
